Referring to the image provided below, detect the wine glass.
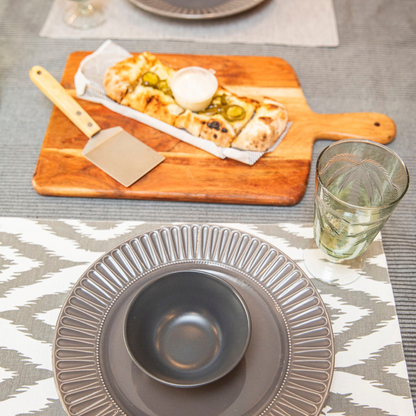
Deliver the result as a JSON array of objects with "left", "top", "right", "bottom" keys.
[
  {"left": 64, "top": 0, "right": 106, "bottom": 30},
  {"left": 304, "top": 139, "right": 409, "bottom": 286}
]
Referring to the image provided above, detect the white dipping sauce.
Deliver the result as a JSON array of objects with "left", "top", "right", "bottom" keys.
[{"left": 170, "top": 67, "right": 218, "bottom": 112}]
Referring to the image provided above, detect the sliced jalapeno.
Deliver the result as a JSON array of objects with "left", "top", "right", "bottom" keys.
[
  {"left": 142, "top": 72, "right": 159, "bottom": 87},
  {"left": 198, "top": 104, "right": 222, "bottom": 115},
  {"left": 211, "top": 96, "right": 222, "bottom": 106},
  {"left": 220, "top": 94, "right": 228, "bottom": 106},
  {"left": 222, "top": 105, "right": 246, "bottom": 121},
  {"left": 156, "top": 80, "right": 172, "bottom": 95},
  {"left": 211, "top": 94, "right": 228, "bottom": 107},
  {"left": 157, "top": 80, "right": 168, "bottom": 90}
]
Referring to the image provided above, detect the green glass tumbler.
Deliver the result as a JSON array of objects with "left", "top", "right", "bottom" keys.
[{"left": 305, "top": 139, "right": 409, "bottom": 285}]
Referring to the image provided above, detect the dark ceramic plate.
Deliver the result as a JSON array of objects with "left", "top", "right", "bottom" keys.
[
  {"left": 124, "top": 270, "right": 251, "bottom": 387},
  {"left": 53, "top": 224, "right": 334, "bottom": 416},
  {"left": 128, "top": 0, "right": 266, "bottom": 20}
]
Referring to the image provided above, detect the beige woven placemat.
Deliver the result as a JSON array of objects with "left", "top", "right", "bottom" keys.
[{"left": 40, "top": 0, "right": 339, "bottom": 47}]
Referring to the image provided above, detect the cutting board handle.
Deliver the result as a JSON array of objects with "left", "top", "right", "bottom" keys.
[
  {"left": 29, "top": 66, "right": 101, "bottom": 139},
  {"left": 311, "top": 112, "right": 396, "bottom": 144}
]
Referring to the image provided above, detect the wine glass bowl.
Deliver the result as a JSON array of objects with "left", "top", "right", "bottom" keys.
[{"left": 64, "top": 0, "right": 106, "bottom": 30}]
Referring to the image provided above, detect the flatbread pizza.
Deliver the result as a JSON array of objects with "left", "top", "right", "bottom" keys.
[{"left": 104, "top": 52, "right": 288, "bottom": 152}]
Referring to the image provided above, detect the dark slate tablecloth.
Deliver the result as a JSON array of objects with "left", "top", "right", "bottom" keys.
[{"left": 0, "top": 0, "right": 415, "bottom": 410}]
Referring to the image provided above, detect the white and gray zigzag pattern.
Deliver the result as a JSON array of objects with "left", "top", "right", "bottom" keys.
[{"left": 0, "top": 219, "right": 414, "bottom": 416}]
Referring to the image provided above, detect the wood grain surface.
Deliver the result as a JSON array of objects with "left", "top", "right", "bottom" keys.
[{"left": 32, "top": 52, "right": 396, "bottom": 205}]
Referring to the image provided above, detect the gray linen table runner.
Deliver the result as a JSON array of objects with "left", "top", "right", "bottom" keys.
[{"left": 0, "top": 218, "right": 413, "bottom": 415}]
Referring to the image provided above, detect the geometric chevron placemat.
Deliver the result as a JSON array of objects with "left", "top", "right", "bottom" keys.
[{"left": 0, "top": 218, "right": 414, "bottom": 416}]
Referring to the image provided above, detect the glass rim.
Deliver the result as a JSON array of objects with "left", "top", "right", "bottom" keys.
[{"left": 316, "top": 139, "right": 410, "bottom": 211}]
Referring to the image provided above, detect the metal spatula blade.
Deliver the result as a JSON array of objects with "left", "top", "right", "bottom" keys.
[
  {"left": 30, "top": 66, "right": 164, "bottom": 188},
  {"left": 81, "top": 126, "right": 165, "bottom": 187}
]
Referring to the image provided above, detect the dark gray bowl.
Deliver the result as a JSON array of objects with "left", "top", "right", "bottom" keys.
[{"left": 124, "top": 270, "right": 251, "bottom": 388}]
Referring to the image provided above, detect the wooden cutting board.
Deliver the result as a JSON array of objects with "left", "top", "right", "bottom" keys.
[{"left": 32, "top": 52, "right": 396, "bottom": 205}]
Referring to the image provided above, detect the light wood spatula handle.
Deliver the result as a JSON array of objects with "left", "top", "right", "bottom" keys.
[{"left": 30, "top": 66, "right": 101, "bottom": 138}]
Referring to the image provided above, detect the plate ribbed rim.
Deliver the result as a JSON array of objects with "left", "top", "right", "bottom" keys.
[
  {"left": 128, "top": 0, "right": 266, "bottom": 20},
  {"left": 53, "top": 224, "right": 334, "bottom": 416}
]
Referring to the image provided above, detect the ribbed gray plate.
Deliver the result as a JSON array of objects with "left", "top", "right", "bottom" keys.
[
  {"left": 128, "top": 0, "right": 266, "bottom": 20},
  {"left": 53, "top": 224, "right": 334, "bottom": 416}
]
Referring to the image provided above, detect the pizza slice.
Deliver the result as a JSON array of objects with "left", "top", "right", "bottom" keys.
[
  {"left": 213, "top": 88, "right": 259, "bottom": 134},
  {"left": 175, "top": 110, "right": 235, "bottom": 147},
  {"left": 147, "top": 60, "right": 177, "bottom": 86},
  {"left": 199, "top": 115, "right": 236, "bottom": 148},
  {"left": 174, "top": 110, "right": 210, "bottom": 137},
  {"left": 118, "top": 58, "right": 183, "bottom": 125},
  {"left": 104, "top": 52, "right": 156, "bottom": 103},
  {"left": 121, "top": 84, "right": 184, "bottom": 125},
  {"left": 231, "top": 99, "right": 288, "bottom": 152},
  {"left": 176, "top": 88, "right": 257, "bottom": 147},
  {"left": 121, "top": 85, "right": 155, "bottom": 112},
  {"left": 144, "top": 89, "right": 184, "bottom": 125}
]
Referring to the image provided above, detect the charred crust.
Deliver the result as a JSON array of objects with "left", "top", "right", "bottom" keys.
[
  {"left": 259, "top": 116, "right": 273, "bottom": 125},
  {"left": 207, "top": 121, "right": 220, "bottom": 131},
  {"left": 221, "top": 127, "right": 228, "bottom": 133},
  {"left": 213, "top": 134, "right": 218, "bottom": 139}
]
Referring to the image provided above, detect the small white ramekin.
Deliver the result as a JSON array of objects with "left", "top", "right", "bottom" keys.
[{"left": 170, "top": 67, "right": 218, "bottom": 112}]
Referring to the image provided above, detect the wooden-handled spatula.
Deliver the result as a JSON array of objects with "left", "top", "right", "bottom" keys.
[{"left": 30, "top": 66, "right": 164, "bottom": 187}]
